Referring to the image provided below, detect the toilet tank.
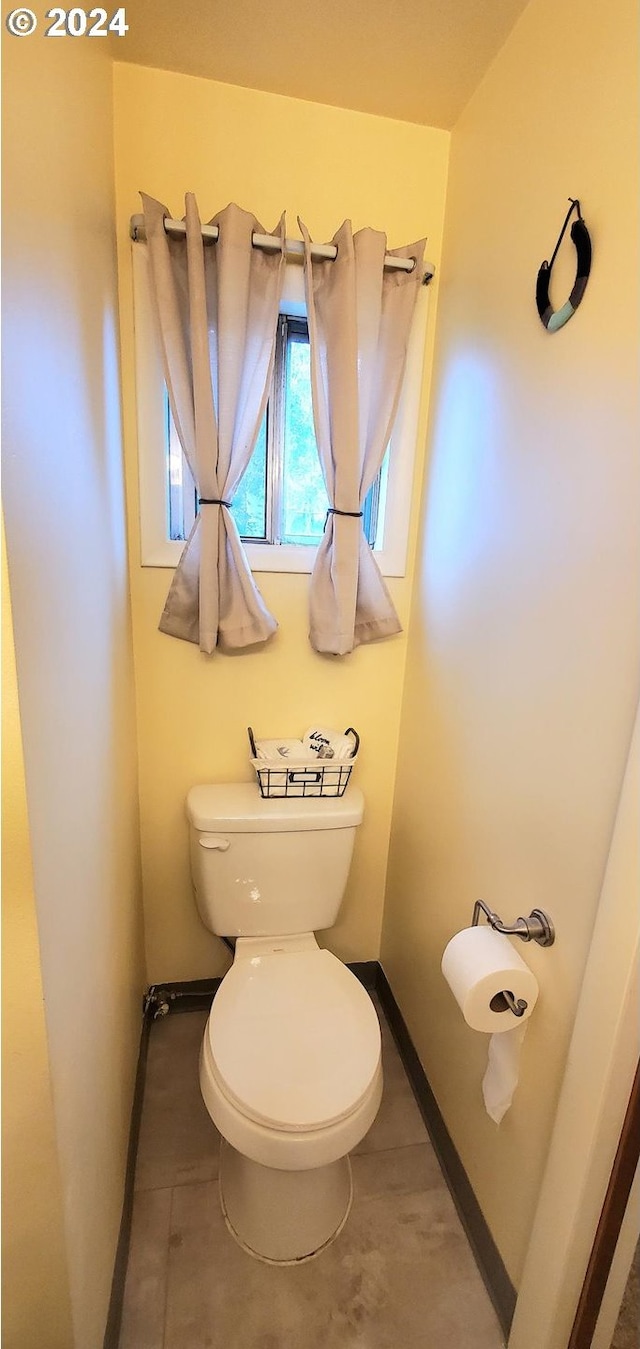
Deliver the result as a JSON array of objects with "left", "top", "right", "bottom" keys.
[{"left": 186, "top": 783, "right": 364, "bottom": 937}]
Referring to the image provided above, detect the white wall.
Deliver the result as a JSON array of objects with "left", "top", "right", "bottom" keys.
[
  {"left": 511, "top": 702, "right": 639, "bottom": 1347},
  {"left": 2, "top": 37, "right": 145, "bottom": 1348}
]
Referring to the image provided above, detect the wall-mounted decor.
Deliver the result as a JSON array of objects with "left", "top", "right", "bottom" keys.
[{"left": 536, "top": 198, "right": 592, "bottom": 332}]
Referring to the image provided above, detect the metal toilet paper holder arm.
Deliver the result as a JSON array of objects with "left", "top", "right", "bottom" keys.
[
  {"left": 493, "top": 989, "right": 529, "bottom": 1018},
  {"left": 472, "top": 901, "right": 555, "bottom": 1018},
  {"left": 472, "top": 899, "right": 555, "bottom": 948}
]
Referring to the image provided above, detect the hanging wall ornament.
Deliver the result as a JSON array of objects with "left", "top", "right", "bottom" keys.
[{"left": 536, "top": 198, "right": 592, "bottom": 332}]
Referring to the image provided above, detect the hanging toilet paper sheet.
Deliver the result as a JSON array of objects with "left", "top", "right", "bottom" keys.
[
  {"left": 482, "top": 1023, "right": 529, "bottom": 1124},
  {"left": 441, "top": 925, "right": 539, "bottom": 1123}
]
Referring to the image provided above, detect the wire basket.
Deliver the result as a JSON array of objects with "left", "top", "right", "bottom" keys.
[{"left": 247, "top": 727, "right": 360, "bottom": 799}]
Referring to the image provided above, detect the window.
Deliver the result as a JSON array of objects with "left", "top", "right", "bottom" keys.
[
  {"left": 167, "top": 316, "right": 384, "bottom": 550},
  {"left": 133, "top": 250, "right": 429, "bottom": 575}
]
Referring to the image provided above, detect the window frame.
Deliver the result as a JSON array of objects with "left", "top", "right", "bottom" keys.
[
  {"left": 132, "top": 244, "right": 429, "bottom": 576},
  {"left": 169, "top": 312, "right": 382, "bottom": 550}
]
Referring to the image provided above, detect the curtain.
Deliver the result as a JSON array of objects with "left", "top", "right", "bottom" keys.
[
  {"left": 299, "top": 218, "right": 425, "bottom": 656},
  {"left": 141, "top": 193, "right": 285, "bottom": 654}
]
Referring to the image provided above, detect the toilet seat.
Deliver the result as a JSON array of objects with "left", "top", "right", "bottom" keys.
[{"left": 207, "top": 946, "right": 381, "bottom": 1134}]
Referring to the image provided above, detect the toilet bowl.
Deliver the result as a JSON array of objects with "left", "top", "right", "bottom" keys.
[
  {"left": 186, "top": 781, "right": 382, "bottom": 1262},
  {"left": 199, "top": 934, "right": 382, "bottom": 1261}
]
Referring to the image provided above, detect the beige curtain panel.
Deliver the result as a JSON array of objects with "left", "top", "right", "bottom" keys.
[
  {"left": 299, "top": 218, "right": 425, "bottom": 656},
  {"left": 141, "top": 193, "right": 285, "bottom": 653}
]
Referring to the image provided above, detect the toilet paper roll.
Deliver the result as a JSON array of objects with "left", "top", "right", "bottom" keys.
[{"left": 441, "top": 926, "right": 539, "bottom": 1033}]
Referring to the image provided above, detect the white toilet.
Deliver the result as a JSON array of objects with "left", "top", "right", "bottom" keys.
[{"left": 186, "top": 782, "right": 382, "bottom": 1263}]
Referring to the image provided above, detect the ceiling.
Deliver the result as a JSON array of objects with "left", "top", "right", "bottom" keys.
[{"left": 117, "top": 0, "right": 530, "bottom": 130}]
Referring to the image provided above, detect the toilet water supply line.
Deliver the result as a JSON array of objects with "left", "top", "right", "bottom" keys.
[
  {"left": 144, "top": 987, "right": 172, "bottom": 1019},
  {"left": 144, "top": 942, "right": 235, "bottom": 1019}
]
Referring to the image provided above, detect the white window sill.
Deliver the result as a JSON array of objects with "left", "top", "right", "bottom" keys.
[{"left": 140, "top": 538, "right": 405, "bottom": 577}]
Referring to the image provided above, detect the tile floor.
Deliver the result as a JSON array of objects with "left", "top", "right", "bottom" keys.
[
  {"left": 612, "top": 1238, "right": 639, "bottom": 1349},
  {"left": 120, "top": 997, "right": 505, "bottom": 1349}
]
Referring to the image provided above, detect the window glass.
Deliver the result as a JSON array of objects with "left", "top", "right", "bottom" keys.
[
  {"left": 281, "top": 333, "right": 328, "bottom": 545},
  {"left": 233, "top": 414, "right": 268, "bottom": 540},
  {"left": 164, "top": 317, "right": 382, "bottom": 548},
  {"left": 167, "top": 394, "right": 189, "bottom": 543}
]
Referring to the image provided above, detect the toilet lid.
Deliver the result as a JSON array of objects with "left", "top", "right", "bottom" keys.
[{"left": 207, "top": 950, "right": 381, "bottom": 1133}]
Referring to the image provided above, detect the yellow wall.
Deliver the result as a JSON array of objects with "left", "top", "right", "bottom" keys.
[
  {"left": 2, "top": 37, "right": 145, "bottom": 1348},
  {"left": 113, "top": 64, "right": 450, "bottom": 981},
  {"left": 382, "top": 0, "right": 639, "bottom": 1289},
  {"left": 510, "top": 700, "right": 639, "bottom": 1347},
  {"left": 2, "top": 532, "right": 74, "bottom": 1348},
  {"left": 3, "top": 7, "right": 637, "bottom": 1334}
]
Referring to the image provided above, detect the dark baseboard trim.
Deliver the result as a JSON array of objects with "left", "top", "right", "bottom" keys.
[
  {"left": 347, "top": 959, "right": 379, "bottom": 989},
  {"left": 374, "top": 964, "right": 517, "bottom": 1337},
  {"left": 145, "top": 963, "right": 378, "bottom": 1014},
  {"left": 103, "top": 980, "right": 224, "bottom": 1345},
  {"left": 102, "top": 1007, "right": 152, "bottom": 1349},
  {"left": 104, "top": 960, "right": 515, "bottom": 1344}
]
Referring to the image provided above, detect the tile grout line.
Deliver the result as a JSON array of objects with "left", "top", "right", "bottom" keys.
[
  {"left": 135, "top": 1133, "right": 438, "bottom": 1198},
  {"left": 138, "top": 1172, "right": 220, "bottom": 1196}
]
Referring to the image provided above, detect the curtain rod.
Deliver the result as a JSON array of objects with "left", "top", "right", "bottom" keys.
[{"left": 129, "top": 214, "right": 435, "bottom": 285}]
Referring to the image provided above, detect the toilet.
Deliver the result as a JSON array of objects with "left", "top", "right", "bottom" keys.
[{"left": 186, "top": 781, "right": 382, "bottom": 1263}]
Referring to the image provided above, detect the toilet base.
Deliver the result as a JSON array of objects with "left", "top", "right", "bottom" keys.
[{"left": 219, "top": 1139, "right": 352, "bottom": 1264}]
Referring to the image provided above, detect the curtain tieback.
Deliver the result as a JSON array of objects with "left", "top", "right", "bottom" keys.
[
  {"left": 198, "top": 497, "right": 232, "bottom": 508},
  {"left": 324, "top": 507, "right": 363, "bottom": 529}
]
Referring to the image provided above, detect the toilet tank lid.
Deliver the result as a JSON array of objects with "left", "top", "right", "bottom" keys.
[{"left": 186, "top": 782, "right": 364, "bottom": 833}]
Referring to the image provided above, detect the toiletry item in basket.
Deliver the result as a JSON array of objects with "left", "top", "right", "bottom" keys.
[
  {"left": 303, "top": 727, "right": 355, "bottom": 761},
  {"left": 254, "top": 738, "right": 309, "bottom": 761}
]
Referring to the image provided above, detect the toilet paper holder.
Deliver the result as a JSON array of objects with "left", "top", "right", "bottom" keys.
[{"left": 472, "top": 899, "right": 555, "bottom": 948}]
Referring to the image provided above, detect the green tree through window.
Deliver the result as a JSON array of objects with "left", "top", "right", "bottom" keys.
[{"left": 166, "top": 317, "right": 381, "bottom": 547}]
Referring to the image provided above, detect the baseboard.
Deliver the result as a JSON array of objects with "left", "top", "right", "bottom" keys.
[
  {"left": 347, "top": 959, "right": 379, "bottom": 989},
  {"left": 102, "top": 1008, "right": 152, "bottom": 1349},
  {"left": 374, "top": 965, "right": 517, "bottom": 1337},
  {"left": 104, "top": 960, "right": 516, "bottom": 1344},
  {"left": 103, "top": 978, "right": 225, "bottom": 1345},
  {"left": 141, "top": 961, "right": 378, "bottom": 1013}
]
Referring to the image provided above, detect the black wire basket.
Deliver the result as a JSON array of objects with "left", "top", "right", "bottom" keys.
[{"left": 247, "top": 726, "right": 360, "bottom": 799}]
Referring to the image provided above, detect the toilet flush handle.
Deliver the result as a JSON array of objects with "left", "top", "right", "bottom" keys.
[{"left": 198, "top": 834, "right": 231, "bottom": 851}]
